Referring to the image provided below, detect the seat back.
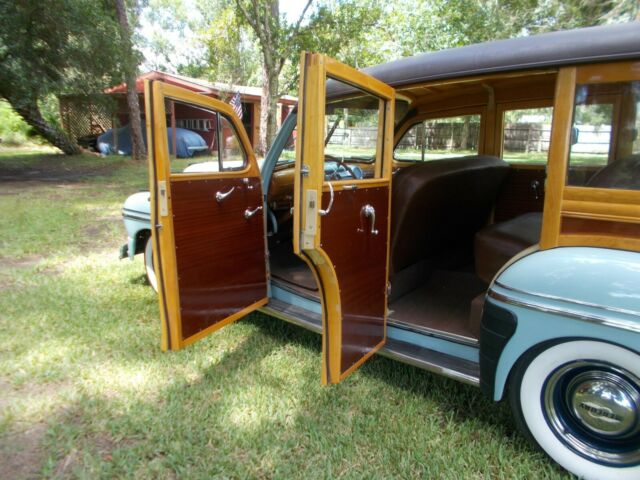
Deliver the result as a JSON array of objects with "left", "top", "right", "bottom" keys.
[
  {"left": 390, "top": 156, "right": 509, "bottom": 286},
  {"left": 586, "top": 154, "right": 640, "bottom": 190}
]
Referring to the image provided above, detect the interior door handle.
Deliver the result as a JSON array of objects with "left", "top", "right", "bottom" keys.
[
  {"left": 244, "top": 206, "right": 263, "bottom": 219},
  {"left": 216, "top": 187, "right": 235, "bottom": 203},
  {"left": 531, "top": 180, "right": 542, "bottom": 200},
  {"left": 358, "top": 204, "right": 379, "bottom": 235},
  {"left": 319, "top": 181, "right": 334, "bottom": 216}
]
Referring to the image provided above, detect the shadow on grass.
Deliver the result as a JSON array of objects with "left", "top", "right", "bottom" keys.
[{"left": 3, "top": 266, "right": 566, "bottom": 478}]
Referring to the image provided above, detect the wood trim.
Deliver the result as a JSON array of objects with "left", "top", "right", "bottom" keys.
[
  {"left": 575, "top": 60, "right": 640, "bottom": 85},
  {"left": 181, "top": 298, "right": 268, "bottom": 348},
  {"left": 540, "top": 67, "right": 576, "bottom": 249},
  {"left": 148, "top": 80, "right": 267, "bottom": 352}
]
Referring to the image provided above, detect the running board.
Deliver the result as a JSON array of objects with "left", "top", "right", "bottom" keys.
[
  {"left": 380, "top": 339, "right": 480, "bottom": 387},
  {"left": 262, "top": 299, "right": 480, "bottom": 387}
]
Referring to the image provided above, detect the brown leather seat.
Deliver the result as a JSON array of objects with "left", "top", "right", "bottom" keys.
[
  {"left": 586, "top": 154, "right": 640, "bottom": 190},
  {"left": 474, "top": 212, "right": 542, "bottom": 284},
  {"left": 390, "top": 156, "right": 510, "bottom": 300}
]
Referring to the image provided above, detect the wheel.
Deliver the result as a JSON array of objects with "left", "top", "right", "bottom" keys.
[
  {"left": 509, "top": 340, "right": 640, "bottom": 480},
  {"left": 143, "top": 235, "right": 158, "bottom": 292}
]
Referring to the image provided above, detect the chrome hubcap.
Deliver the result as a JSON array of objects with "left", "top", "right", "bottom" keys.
[
  {"left": 569, "top": 372, "right": 640, "bottom": 438},
  {"left": 544, "top": 361, "right": 640, "bottom": 466}
]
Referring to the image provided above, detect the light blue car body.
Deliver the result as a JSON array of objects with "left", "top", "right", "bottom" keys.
[
  {"left": 120, "top": 112, "right": 640, "bottom": 402},
  {"left": 120, "top": 191, "right": 151, "bottom": 260},
  {"left": 487, "top": 247, "right": 640, "bottom": 401}
]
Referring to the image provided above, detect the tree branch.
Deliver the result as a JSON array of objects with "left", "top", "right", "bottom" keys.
[{"left": 279, "top": 0, "right": 313, "bottom": 72}]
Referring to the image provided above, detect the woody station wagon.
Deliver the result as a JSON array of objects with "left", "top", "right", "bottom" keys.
[{"left": 120, "top": 23, "right": 640, "bottom": 479}]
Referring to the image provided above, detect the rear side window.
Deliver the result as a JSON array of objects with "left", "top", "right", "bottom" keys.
[
  {"left": 501, "top": 107, "right": 553, "bottom": 165},
  {"left": 394, "top": 114, "right": 481, "bottom": 161},
  {"left": 567, "top": 81, "right": 640, "bottom": 190}
]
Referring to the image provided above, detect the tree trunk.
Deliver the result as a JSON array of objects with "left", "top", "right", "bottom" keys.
[
  {"left": 258, "top": 64, "right": 280, "bottom": 156},
  {"left": 13, "top": 100, "right": 81, "bottom": 155},
  {"left": 114, "top": 0, "right": 146, "bottom": 161}
]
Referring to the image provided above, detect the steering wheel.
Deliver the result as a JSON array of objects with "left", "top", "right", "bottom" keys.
[{"left": 335, "top": 158, "right": 359, "bottom": 179}]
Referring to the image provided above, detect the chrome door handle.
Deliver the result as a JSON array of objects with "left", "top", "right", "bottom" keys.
[
  {"left": 319, "top": 181, "right": 334, "bottom": 216},
  {"left": 244, "top": 206, "right": 263, "bottom": 219},
  {"left": 216, "top": 187, "right": 235, "bottom": 203},
  {"left": 359, "top": 204, "right": 378, "bottom": 235}
]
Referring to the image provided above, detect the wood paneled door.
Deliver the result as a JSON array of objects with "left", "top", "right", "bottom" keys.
[
  {"left": 146, "top": 80, "right": 268, "bottom": 351},
  {"left": 294, "top": 53, "right": 396, "bottom": 384}
]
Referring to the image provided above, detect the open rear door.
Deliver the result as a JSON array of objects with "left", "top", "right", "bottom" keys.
[
  {"left": 146, "top": 80, "right": 268, "bottom": 351},
  {"left": 294, "top": 53, "right": 395, "bottom": 384}
]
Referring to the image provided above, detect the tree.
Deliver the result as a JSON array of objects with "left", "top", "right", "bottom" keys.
[
  {"left": 115, "top": 0, "right": 146, "bottom": 161},
  {"left": 231, "top": 0, "right": 313, "bottom": 155},
  {"left": 0, "top": 0, "right": 123, "bottom": 154}
]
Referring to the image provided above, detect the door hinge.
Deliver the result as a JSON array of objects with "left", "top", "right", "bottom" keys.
[{"left": 301, "top": 164, "right": 310, "bottom": 177}]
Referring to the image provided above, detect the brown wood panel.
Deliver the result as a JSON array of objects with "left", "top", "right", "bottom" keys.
[
  {"left": 170, "top": 177, "right": 266, "bottom": 340},
  {"left": 320, "top": 186, "right": 389, "bottom": 374},
  {"left": 561, "top": 216, "right": 640, "bottom": 238},
  {"left": 494, "top": 167, "right": 546, "bottom": 222}
]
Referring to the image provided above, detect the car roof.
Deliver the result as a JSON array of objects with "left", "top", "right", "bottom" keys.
[{"left": 326, "top": 22, "right": 640, "bottom": 96}]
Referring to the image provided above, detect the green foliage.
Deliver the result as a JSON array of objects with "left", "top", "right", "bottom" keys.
[{"left": 0, "top": 101, "right": 33, "bottom": 145}]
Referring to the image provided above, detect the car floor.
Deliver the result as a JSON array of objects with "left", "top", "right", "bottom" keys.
[
  {"left": 269, "top": 241, "right": 486, "bottom": 341},
  {"left": 387, "top": 269, "right": 486, "bottom": 340}
]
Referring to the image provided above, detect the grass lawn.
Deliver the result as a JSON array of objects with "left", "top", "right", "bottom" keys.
[{"left": 0, "top": 148, "right": 569, "bottom": 479}]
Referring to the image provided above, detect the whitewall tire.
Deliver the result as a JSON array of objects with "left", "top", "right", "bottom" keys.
[
  {"left": 510, "top": 340, "right": 640, "bottom": 480},
  {"left": 144, "top": 235, "right": 158, "bottom": 292}
]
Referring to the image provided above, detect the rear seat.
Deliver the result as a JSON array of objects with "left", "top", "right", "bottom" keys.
[
  {"left": 390, "top": 155, "right": 510, "bottom": 300},
  {"left": 474, "top": 211, "right": 542, "bottom": 284}
]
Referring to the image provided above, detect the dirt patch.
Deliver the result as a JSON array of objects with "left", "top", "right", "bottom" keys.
[
  {"left": 0, "top": 423, "right": 47, "bottom": 480},
  {"left": 0, "top": 154, "right": 112, "bottom": 185},
  {"left": 0, "top": 379, "right": 73, "bottom": 480}
]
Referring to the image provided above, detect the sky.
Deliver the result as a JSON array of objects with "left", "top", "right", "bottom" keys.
[{"left": 138, "top": 0, "right": 313, "bottom": 73}]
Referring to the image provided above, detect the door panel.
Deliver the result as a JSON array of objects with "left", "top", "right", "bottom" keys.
[
  {"left": 294, "top": 53, "right": 395, "bottom": 383},
  {"left": 146, "top": 80, "right": 268, "bottom": 351},
  {"left": 494, "top": 167, "right": 546, "bottom": 222},
  {"left": 170, "top": 176, "right": 266, "bottom": 342},
  {"left": 319, "top": 186, "right": 389, "bottom": 374}
]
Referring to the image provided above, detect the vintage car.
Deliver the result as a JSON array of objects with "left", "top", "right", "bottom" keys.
[{"left": 121, "top": 23, "right": 640, "bottom": 479}]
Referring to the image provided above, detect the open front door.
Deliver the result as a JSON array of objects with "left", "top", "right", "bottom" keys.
[
  {"left": 294, "top": 53, "right": 395, "bottom": 384},
  {"left": 146, "top": 80, "right": 268, "bottom": 351}
]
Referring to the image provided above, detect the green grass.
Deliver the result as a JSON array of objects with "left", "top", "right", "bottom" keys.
[{"left": 0, "top": 149, "right": 569, "bottom": 479}]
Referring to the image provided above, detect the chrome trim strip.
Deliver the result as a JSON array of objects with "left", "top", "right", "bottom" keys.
[
  {"left": 262, "top": 304, "right": 480, "bottom": 386},
  {"left": 488, "top": 290, "right": 640, "bottom": 334},
  {"left": 387, "top": 318, "right": 479, "bottom": 347},
  {"left": 494, "top": 280, "right": 640, "bottom": 318},
  {"left": 122, "top": 210, "right": 151, "bottom": 222},
  {"left": 378, "top": 348, "right": 480, "bottom": 387}
]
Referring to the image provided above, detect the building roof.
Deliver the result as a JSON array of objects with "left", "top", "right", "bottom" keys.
[
  {"left": 327, "top": 22, "right": 640, "bottom": 97},
  {"left": 105, "top": 71, "right": 297, "bottom": 104}
]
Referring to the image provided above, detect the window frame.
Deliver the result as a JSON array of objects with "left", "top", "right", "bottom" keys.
[
  {"left": 393, "top": 106, "right": 486, "bottom": 163},
  {"left": 540, "top": 60, "right": 640, "bottom": 252},
  {"left": 495, "top": 99, "right": 554, "bottom": 166}
]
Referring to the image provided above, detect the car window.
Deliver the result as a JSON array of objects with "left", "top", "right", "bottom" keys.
[
  {"left": 276, "top": 127, "right": 297, "bottom": 166},
  {"left": 166, "top": 99, "right": 247, "bottom": 174},
  {"left": 394, "top": 114, "right": 481, "bottom": 161},
  {"left": 501, "top": 107, "right": 553, "bottom": 165},
  {"left": 324, "top": 84, "right": 381, "bottom": 163},
  {"left": 567, "top": 81, "right": 640, "bottom": 190}
]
